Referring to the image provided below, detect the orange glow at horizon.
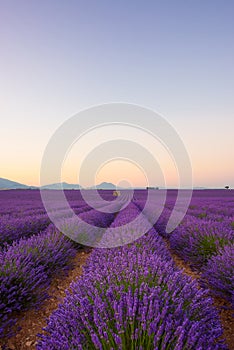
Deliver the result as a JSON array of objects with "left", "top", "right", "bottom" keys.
[{"left": 95, "top": 159, "right": 148, "bottom": 188}]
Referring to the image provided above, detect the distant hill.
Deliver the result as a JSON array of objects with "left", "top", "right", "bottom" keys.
[
  {"left": 0, "top": 178, "right": 115, "bottom": 190},
  {"left": 91, "top": 182, "right": 117, "bottom": 190},
  {"left": 0, "top": 177, "right": 34, "bottom": 189},
  {"left": 0, "top": 178, "right": 82, "bottom": 190},
  {"left": 40, "top": 182, "right": 82, "bottom": 190},
  {"left": 0, "top": 178, "right": 150, "bottom": 190}
]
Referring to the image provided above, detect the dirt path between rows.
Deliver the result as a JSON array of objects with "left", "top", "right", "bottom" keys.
[
  {"left": 3, "top": 247, "right": 91, "bottom": 350},
  {"left": 164, "top": 239, "right": 234, "bottom": 350},
  {"left": 3, "top": 238, "right": 233, "bottom": 349}
]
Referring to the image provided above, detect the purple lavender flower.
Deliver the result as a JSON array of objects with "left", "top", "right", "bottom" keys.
[
  {"left": 0, "top": 226, "right": 76, "bottom": 338},
  {"left": 202, "top": 244, "right": 234, "bottom": 308},
  {"left": 37, "top": 229, "right": 226, "bottom": 349}
]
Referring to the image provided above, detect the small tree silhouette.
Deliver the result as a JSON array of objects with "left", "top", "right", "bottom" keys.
[{"left": 225, "top": 185, "right": 229, "bottom": 190}]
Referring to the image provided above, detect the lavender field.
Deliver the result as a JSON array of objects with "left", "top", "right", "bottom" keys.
[{"left": 0, "top": 189, "right": 233, "bottom": 349}]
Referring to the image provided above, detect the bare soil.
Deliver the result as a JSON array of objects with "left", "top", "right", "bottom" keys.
[
  {"left": 165, "top": 239, "right": 234, "bottom": 350},
  {"left": 2, "top": 240, "right": 233, "bottom": 350},
  {"left": 2, "top": 247, "right": 91, "bottom": 350}
]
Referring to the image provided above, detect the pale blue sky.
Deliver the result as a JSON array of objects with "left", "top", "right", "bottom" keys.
[{"left": 0, "top": 0, "right": 233, "bottom": 187}]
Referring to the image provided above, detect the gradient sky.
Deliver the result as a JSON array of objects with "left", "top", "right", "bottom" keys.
[{"left": 1, "top": 0, "right": 233, "bottom": 188}]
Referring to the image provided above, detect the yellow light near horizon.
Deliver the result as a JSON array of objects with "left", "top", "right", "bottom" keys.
[
  {"left": 60, "top": 124, "right": 180, "bottom": 188},
  {"left": 95, "top": 159, "right": 148, "bottom": 188}
]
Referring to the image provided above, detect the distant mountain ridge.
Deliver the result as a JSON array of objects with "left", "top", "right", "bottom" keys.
[
  {"left": 40, "top": 182, "right": 82, "bottom": 190},
  {"left": 89, "top": 182, "right": 144, "bottom": 189},
  {"left": 1, "top": 177, "right": 212, "bottom": 190},
  {"left": 0, "top": 178, "right": 118, "bottom": 190},
  {"left": 0, "top": 177, "right": 34, "bottom": 189},
  {"left": 90, "top": 182, "right": 116, "bottom": 189}
]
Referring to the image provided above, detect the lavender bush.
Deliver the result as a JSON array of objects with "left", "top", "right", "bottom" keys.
[
  {"left": 201, "top": 244, "right": 234, "bottom": 308},
  {"left": 0, "top": 214, "right": 51, "bottom": 246},
  {"left": 169, "top": 217, "right": 234, "bottom": 268},
  {"left": 0, "top": 189, "right": 233, "bottom": 347},
  {"left": 38, "top": 229, "right": 226, "bottom": 349},
  {"left": 0, "top": 225, "right": 77, "bottom": 338}
]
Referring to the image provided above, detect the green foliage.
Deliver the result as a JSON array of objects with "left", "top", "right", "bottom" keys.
[
  {"left": 197, "top": 235, "right": 230, "bottom": 263},
  {"left": 198, "top": 212, "right": 207, "bottom": 219}
]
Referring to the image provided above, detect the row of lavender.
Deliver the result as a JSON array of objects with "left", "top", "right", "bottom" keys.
[
  {"left": 0, "top": 227, "right": 77, "bottom": 338},
  {"left": 0, "top": 189, "right": 120, "bottom": 247},
  {"left": 0, "top": 191, "right": 123, "bottom": 339},
  {"left": 0, "top": 203, "right": 113, "bottom": 247},
  {"left": 171, "top": 211, "right": 234, "bottom": 308},
  {"left": 0, "top": 189, "right": 232, "bottom": 346},
  {"left": 38, "top": 202, "right": 226, "bottom": 349},
  {"left": 0, "top": 189, "right": 117, "bottom": 217},
  {"left": 136, "top": 190, "right": 234, "bottom": 309}
]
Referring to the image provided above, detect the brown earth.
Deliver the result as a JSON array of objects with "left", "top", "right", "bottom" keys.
[
  {"left": 2, "top": 247, "right": 91, "bottom": 350},
  {"left": 164, "top": 239, "right": 234, "bottom": 350},
  {"left": 2, "top": 240, "right": 233, "bottom": 350}
]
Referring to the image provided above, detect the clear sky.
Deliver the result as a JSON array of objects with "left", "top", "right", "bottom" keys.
[{"left": 0, "top": 0, "right": 233, "bottom": 188}]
